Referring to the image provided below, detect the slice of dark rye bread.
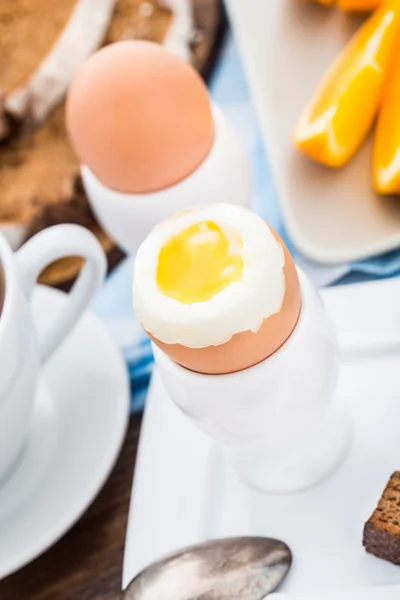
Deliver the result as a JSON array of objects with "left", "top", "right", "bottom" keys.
[{"left": 363, "top": 472, "right": 400, "bottom": 565}]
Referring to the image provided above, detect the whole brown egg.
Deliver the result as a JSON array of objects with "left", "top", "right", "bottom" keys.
[{"left": 66, "top": 41, "right": 214, "bottom": 194}]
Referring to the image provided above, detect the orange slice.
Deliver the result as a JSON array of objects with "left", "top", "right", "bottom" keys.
[
  {"left": 294, "top": 0, "right": 335, "bottom": 6},
  {"left": 374, "top": 42, "right": 400, "bottom": 193},
  {"left": 338, "top": 0, "right": 380, "bottom": 12},
  {"left": 293, "top": 0, "right": 400, "bottom": 168}
]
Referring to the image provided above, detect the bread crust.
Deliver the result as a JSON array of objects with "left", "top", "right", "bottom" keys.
[{"left": 363, "top": 471, "right": 400, "bottom": 565}]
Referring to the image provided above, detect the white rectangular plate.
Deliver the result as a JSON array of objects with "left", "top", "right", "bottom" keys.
[
  {"left": 225, "top": 0, "right": 400, "bottom": 264},
  {"left": 123, "top": 278, "right": 400, "bottom": 595}
]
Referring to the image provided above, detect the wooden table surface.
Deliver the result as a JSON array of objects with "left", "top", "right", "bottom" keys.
[{"left": 0, "top": 2, "right": 225, "bottom": 598}]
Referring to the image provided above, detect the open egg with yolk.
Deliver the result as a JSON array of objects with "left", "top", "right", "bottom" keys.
[
  {"left": 133, "top": 204, "right": 301, "bottom": 375},
  {"left": 156, "top": 220, "right": 244, "bottom": 304}
]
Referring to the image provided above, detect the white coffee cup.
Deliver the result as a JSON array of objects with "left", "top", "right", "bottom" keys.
[{"left": 0, "top": 224, "right": 106, "bottom": 482}]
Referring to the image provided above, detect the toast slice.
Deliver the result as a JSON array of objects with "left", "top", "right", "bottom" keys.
[
  {"left": 0, "top": 0, "right": 115, "bottom": 139},
  {"left": 363, "top": 472, "right": 400, "bottom": 565}
]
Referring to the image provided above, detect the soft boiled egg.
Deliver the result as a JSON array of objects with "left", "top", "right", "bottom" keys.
[{"left": 133, "top": 204, "right": 302, "bottom": 375}]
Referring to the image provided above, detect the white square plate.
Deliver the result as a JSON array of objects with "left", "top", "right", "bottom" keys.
[
  {"left": 123, "top": 279, "right": 400, "bottom": 595},
  {"left": 225, "top": 0, "right": 400, "bottom": 264}
]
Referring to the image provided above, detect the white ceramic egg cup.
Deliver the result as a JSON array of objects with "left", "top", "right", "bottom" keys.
[
  {"left": 81, "top": 105, "right": 251, "bottom": 255},
  {"left": 153, "top": 269, "right": 353, "bottom": 494}
]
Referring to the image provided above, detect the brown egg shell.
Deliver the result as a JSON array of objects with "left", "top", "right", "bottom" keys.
[
  {"left": 147, "top": 227, "right": 302, "bottom": 375},
  {"left": 66, "top": 41, "right": 214, "bottom": 194}
]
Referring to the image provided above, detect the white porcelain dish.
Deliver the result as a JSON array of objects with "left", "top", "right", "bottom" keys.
[
  {"left": 0, "top": 285, "right": 129, "bottom": 580},
  {"left": 123, "top": 277, "right": 400, "bottom": 595},
  {"left": 225, "top": 0, "right": 400, "bottom": 264}
]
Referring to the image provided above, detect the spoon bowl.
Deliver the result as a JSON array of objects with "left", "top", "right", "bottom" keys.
[{"left": 124, "top": 536, "right": 292, "bottom": 600}]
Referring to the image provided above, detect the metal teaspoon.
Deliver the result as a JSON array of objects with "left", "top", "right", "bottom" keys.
[{"left": 123, "top": 536, "right": 292, "bottom": 600}]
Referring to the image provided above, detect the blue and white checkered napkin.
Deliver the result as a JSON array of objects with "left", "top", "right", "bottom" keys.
[{"left": 92, "top": 35, "right": 400, "bottom": 413}]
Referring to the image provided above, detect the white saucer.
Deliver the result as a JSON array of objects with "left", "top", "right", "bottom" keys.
[{"left": 0, "top": 285, "right": 129, "bottom": 580}]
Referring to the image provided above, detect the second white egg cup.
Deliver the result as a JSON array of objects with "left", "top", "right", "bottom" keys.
[
  {"left": 153, "top": 269, "right": 353, "bottom": 494},
  {"left": 81, "top": 105, "right": 251, "bottom": 256}
]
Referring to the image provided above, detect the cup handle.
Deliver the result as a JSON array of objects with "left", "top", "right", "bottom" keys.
[{"left": 15, "top": 224, "right": 107, "bottom": 364}]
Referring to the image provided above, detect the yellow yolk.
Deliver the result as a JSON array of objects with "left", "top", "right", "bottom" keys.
[{"left": 156, "top": 220, "right": 243, "bottom": 304}]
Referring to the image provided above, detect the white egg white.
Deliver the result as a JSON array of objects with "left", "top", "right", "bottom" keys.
[{"left": 133, "top": 204, "right": 285, "bottom": 348}]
